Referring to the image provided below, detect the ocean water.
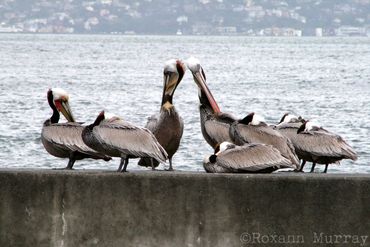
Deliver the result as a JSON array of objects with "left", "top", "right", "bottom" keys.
[{"left": 0, "top": 34, "right": 369, "bottom": 173}]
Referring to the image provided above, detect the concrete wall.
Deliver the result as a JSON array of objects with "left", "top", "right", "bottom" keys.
[{"left": 0, "top": 169, "right": 369, "bottom": 247}]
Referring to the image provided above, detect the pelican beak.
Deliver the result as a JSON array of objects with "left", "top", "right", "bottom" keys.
[
  {"left": 163, "top": 72, "right": 177, "bottom": 97},
  {"left": 192, "top": 70, "right": 220, "bottom": 113},
  {"left": 161, "top": 73, "right": 175, "bottom": 107},
  {"left": 59, "top": 100, "right": 75, "bottom": 122}
]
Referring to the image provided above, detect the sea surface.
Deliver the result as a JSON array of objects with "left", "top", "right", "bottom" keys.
[{"left": 0, "top": 34, "right": 369, "bottom": 173}]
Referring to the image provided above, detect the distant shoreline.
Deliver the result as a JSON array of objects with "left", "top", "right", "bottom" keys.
[{"left": 0, "top": 32, "right": 370, "bottom": 38}]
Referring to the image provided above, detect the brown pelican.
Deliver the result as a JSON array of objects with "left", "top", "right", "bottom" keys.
[
  {"left": 138, "top": 59, "right": 185, "bottom": 171},
  {"left": 41, "top": 88, "right": 111, "bottom": 169},
  {"left": 82, "top": 111, "right": 168, "bottom": 172},
  {"left": 296, "top": 120, "right": 357, "bottom": 173},
  {"left": 186, "top": 57, "right": 237, "bottom": 149},
  {"left": 230, "top": 112, "right": 300, "bottom": 168},
  {"left": 274, "top": 113, "right": 312, "bottom": 171},
  {"left": 203, "top": 141, "right": 294, "bottom": 173}
]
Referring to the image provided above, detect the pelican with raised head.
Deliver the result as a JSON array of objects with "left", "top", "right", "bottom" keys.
[
  {"left": 229, "top": 112, "right": 300, "bottom": 169},
  {"left": 41, "top": 88, "right": 111, "bottom": 169},
  {"left": 203, "top": 141, "right": 294, "bottom": 173},
  {"left": 138, "top": 59, "right": 185, "bottom": 171},
  {"left": 296, "top": 120, "right": 357, "bottom": 173},
  {"left": 82, "top": 111, "right": 168, "bottom": 172},
  {"left": 186, "top": 57, "right": 237, "bottom": 149}
]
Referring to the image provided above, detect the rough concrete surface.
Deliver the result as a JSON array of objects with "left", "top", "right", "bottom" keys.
[{"left": 0, "top": 169, "right": 369, "bottom": 247}]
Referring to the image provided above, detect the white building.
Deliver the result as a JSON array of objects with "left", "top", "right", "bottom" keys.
[{"left": 315, "top": 28, "right": 323, "bottom": 37}]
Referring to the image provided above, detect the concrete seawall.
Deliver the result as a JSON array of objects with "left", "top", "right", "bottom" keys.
[{"left": 0, "top": 169, "right": 369, "bottom": 247}]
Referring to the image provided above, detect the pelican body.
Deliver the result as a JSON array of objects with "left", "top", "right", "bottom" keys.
[
  {"left": 138, "top": 59, "right": 185, "bottom": 170},
  {"left": 296, "top": 120, "right": 357, "bottom": 173},
  {"left": 203, "top": 142, "right": 294, "bottom": 173},
  {"left": 82, "top": 111, "right": 168, "bottom": 172},
  {"left": 230, "top": 112, "right": 300, "bottom": 168},
  {"left": 186, "top": 57, "right": 237, "bottom": 149},
  {"left": 274, "top": 113, "right": 312, "bottom": 170},
  {"left": 41, "top": 88, "right": 111, "bottom": 169}
]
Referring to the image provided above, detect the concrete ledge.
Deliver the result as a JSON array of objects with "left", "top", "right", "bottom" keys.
[{"left": 0, "top": 169, "right": 369, "bottom": 247}]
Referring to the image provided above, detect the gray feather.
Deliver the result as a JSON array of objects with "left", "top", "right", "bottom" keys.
[
  {"left": 230, "top": 122, "right": 300, "bottom": 167},
  {"left": 42, "top": 122, "right": 106, "bottom": 157},
  {"left": 93, "top": 119, "right": 168, "bottom": 163},
  {"left": 203, "top": 143, "right": 294, "bottom": 173}
]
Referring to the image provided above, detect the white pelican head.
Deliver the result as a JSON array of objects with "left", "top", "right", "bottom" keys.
[
  {"left": 278, "top": 113, "right": 305, "bottom": 125},
  {"left": 297, "top": 119, "right": 321, "bottom": 133},
  {"left": 51, "top": 88, "right": 69, "bottom": 101},
  {"left": 185, "top": 57, "right": 201, "bottom": 73},
  {"left": 239, "top": 112, "right": 266, "bottom": 126},
  {"left": 214, "top": 141, "right": 235, "bottom": 155},
  {"left": 304, "top": 120, "right": 321, "bottom": 131},
  {"left": 47, "top": 88, "right": 75, "bottom": 122},
  {"left": 162, "top": 59, "right": 186, "bottom": 106},
  {"left": 164, "top": 59, "right": 178, "bottom": 73},
  {"left": 280, "top": 113, "right": 297, "bottom": 123},
  {"left": 185, "top": 57, "right": 221, "bottom": 113}
]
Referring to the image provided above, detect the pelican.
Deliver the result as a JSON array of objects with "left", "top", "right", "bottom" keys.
[
  {"left": 82, "top": 111, "right": 168, "bottom": 172},
  {"left": 138, "top": 59, "right": 185, "bottom": 171},
  {"left": 41, "top": 88, "right": 111, "bottom": 169},
  {"left": 186, "top": 57, "right": 237, "bottom": 149},
  {"left": 203, "top": 142, "right": 294, "bottom": 173},
  {"left": 274, "top": 113, "right": 312, "bottom": 171},
  {"left": 229, "top": 112, "right": 300, "bottom": 168},
  {"left": 296, "top": 120, "right": 357, "bottom": 173}
]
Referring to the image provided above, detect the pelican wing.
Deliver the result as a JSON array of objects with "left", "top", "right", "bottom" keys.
[
  {"left": 94, "top": 120, "right": 168, "bottom": 162},
  {"left": 203, "top": 112, "right": 236, "bottom": 147},
  {"left": 235, "top": 124, "right": 284, "bottom": 144},
  {"left": 275, "top": 124, "right": 302, "bottom": 145},
  {"left": 217, "top": 144, "right": 293, "bottom": 172},
  {"left": 42, "top": 123, "right": 102, "bottom": 155},
  {"left": 297, "top": 131, "right": 357, "bottom": 160},
  {"left": 204, "top": 119, "right": 233, "bottom": 146},
  {"left": 234, "top": 124, "right": 299, "bottom": 166}
]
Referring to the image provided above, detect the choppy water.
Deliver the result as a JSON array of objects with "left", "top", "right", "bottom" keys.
[{"left": 0, "top": 34, "right": 369, "bottom": 173}]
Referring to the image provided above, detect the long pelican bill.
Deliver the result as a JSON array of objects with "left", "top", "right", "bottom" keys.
[
  {"left": 193, "top": 71, "right": 221, "bottom": 113},
  {"left": 59, "top": 100, "right": 75, "bottom": 122},
  {"left": 163, "top": 73, "right": 174, "bottom": 96}
]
